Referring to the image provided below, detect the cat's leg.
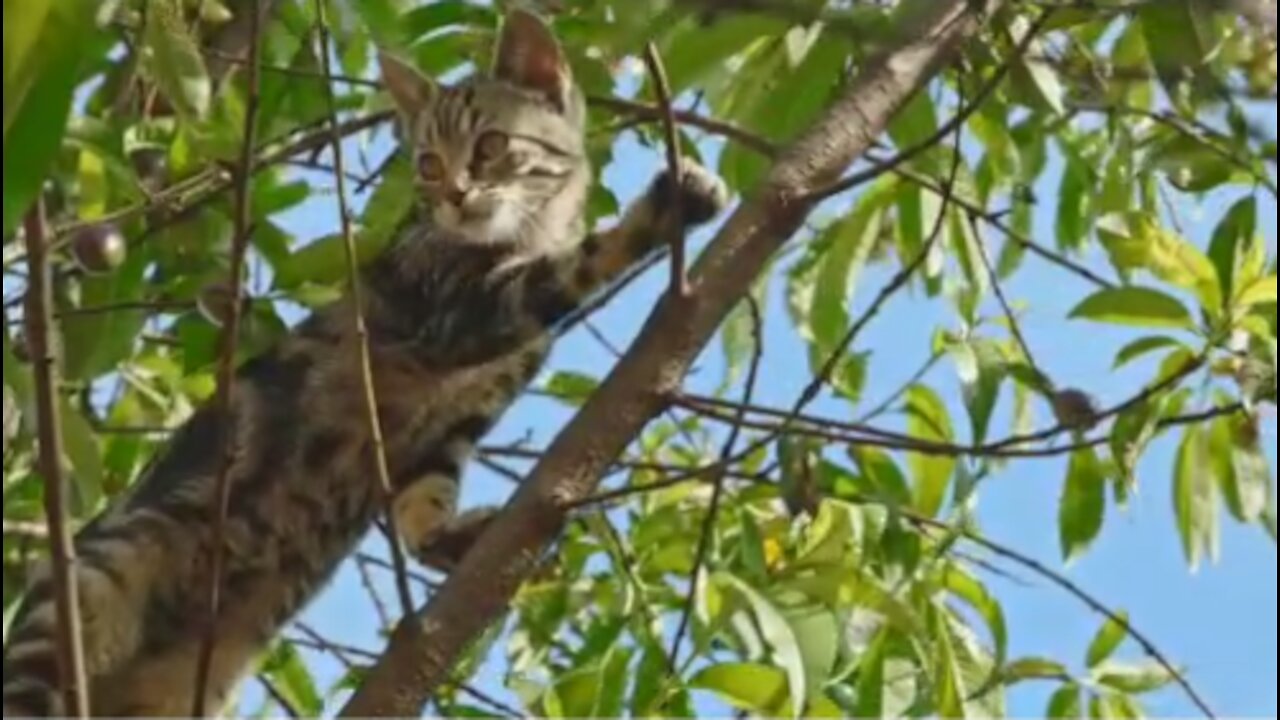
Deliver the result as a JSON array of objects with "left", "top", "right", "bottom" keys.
[
  {"left": 2, "top": 513, "right": 165, "bottom": 717},
  {"left": 518, "top": 162, "right": 730, "bottom": 330},
  {"left": 393, "top": 414, "right": 502, "bottom": 572}
]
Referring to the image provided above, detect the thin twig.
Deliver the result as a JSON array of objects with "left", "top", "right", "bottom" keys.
[
  {"left": 355, "top": 554, "right": 393, "bottom": 630},
  {"left": 796, "top": 104, "right": 967, "bottom": 421},
  {"left": 355, "top": 552, "right": 441, "bottom": 592},
  {"left": 313, "top": 1, "right": 416, "bottom": 617},
  {"left": 901, "top": 508, "right": 1218, "bottom": 719},
  {"left": 23, "top": 199, "right": 90, "bottom": 718},
  {"left": 857, "top": 351, "right": 943, "bottom": 424},
  {"left": 971, "top": 214, "right": 1043, "bottom": 376},
  {"left": 587, "top": 95, "right": 779, "bottom": 158},
  {"left": 891, "top": 163, "right": 1117, "bottom": 290},
  {"left": 449, "top": 683, "right": 525, "bottom": 719},
  {"left": 668, "top": 297, "right": 764, "bottom": 671},
  {"left": 643, "top": 43, "right": 689, "bottom": 298},
  {"left": 192, "top": 1, "right": 264, "bottom": 714},
  {"left": 673, "top": 389, "right": 1240, "bottom": 461},
  {"left": 257, "top": 676, "right": 302, "bottom": 719}
]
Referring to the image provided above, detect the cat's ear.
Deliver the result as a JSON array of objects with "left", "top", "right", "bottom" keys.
[
  {"left": 493, "top": 9, "right": 571, "bottom": 111},
  {"left": 378, "top": 51, "right": 437, "bottom": 116}
]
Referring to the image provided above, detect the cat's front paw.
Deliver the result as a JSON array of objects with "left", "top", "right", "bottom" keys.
[
  {"left": 654, "top": 163, "right": 730, "bottom": 227},
  {"left": 413, "top": 507, "right": 498, "bottom": 572}
]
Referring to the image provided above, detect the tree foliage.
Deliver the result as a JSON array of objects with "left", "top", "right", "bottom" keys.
[{"left": 3, "top": 0, "right": 1276, "bottom": 717}]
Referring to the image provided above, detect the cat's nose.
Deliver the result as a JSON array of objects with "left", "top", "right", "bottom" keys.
[{"left": 442, "top": 184, "right": 467, "bottom": 207}]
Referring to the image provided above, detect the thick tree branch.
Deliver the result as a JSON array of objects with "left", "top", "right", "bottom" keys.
[{"left": 339, "top": 2, "right": 1003, "bottom": 715}]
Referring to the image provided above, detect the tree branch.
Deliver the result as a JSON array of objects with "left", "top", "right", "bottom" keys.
[
  {"left": 643, "top": 43, "right": 690, "bottom": 297},
  {"left": 313, "top": 0, "right": 416, "bottom": 618},
  {"left": 23, "top": 199, "right": 90, "bottom": 719},
  {"left": 340, "top": 2, "right": 1003, "bottom": 715},
  {"left": 192, "top": 0, "right": 264, "bottom": 713}
]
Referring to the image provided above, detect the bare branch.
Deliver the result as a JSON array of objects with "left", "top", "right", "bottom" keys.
[
  {"left": 587, "top": 95, "right": 779, "bottom": 157},
  {"left": 313, "top": 0, "right": 416, "bottom": 617},
  {"left": 22, "top": 198, "right": 90, "bottom": 718},
  {"left": 900, "top": 507, "right": 1217, "bottom": 718},
  {"left": 192, "top": 0, "right": 264, "bottom": 713},
  {"left": 643, "top": 43, "right": 690, "bottom": 297},
  {"left": 669, "top": 296, "right": 764, "bottom": 670}
]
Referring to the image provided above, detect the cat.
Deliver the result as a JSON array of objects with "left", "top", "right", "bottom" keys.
[{"left": 1, "top": 9, "right": 728, "bottom": 717}]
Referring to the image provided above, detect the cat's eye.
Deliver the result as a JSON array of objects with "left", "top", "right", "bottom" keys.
[
  {"left": 417, "top": 152, "right": 446, "bottom": 183},
  {"left": 474, "top": 131, "right": 510, "bottom": 163}
]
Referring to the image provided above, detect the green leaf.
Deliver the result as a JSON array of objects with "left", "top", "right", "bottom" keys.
[
  {"left": 543, "top": 371, "right": 600, "bottom": 408},
  {"left": 60, "top": 397, "right": 103, "bottom": 515},
  {"left": 1174, "top": 425, "right": 1218, "bottom": 570},
  {"left": 1056, "top": 158, "right": 1091, "bottom": 251},
  {"left": 352, "top": 0, "right": 407, "bottom": 46},
  {"left": 261, "top": 642, "right": 323, "bottom": 717},
  {"left": 932, "top": 607, "right": 967, "bottom": 720},
  {"left": 1092, "top": 662, "right": 1176, "bottom": 695},
  {"left": 1150, "top": 133, "right": 1236, "bottom": 193},
  {"left": 903, "top": 386, "right": 956, "bottom": 517},
  {"left": 1001, "top": 658, "right": 1070, "bottom": 685},
  {"left": 630, "top": 640, "right": 668, "bottom": 717},
  {"left": 807, "top": 183, "right": 894, "bottom": 403},
  {"left": 60, "top": 251, "right": 150, "bottom": 382},
  {"left": 1048, "top": 684, "right": 1085, "bottom": 719},
  {"left": 1069, "top": 287, "right": 1194, "bottom": 330},
  {"left": 1060, "top": 448, "right": 1107, "bottom": 563},
  {"left": 145, "top": 0, "right": 212, "bottom": 120},
  {"left": 784, "top": 606, "right": 842, "bottom": 700},
  {"left": 850, "top": 447, "right": 912, "bottom": 506},
  {"left": 1139, "top": 0, "right": 1214, "bottom": 108},
  {"left": 1011, "top": 38, "right": 1066, "bottom": 115},
  {"left": 943, "top": 566, "right": 1008, "bottom": 679},
  {"left": 852, "top": 631, "right": 887, "bottom": 718},
  {"left": 1218, "top": 416, "right": 1271, "bottom": 524},
  {"left": 1113, "top": 336, "right": 1184, "bottom": 370},
  {"left": 719, "top": 574, "right": 808, "bottom": 718},
  {"left": 3, "top": 0, "right": 107, "bottom": 236},
  {"left": 1208, "top": 197, "right": 1257, "bottom": 303},
  {"left": 1237, "top": 275, "right": 1278, "bottom": 310},
  {"left": 690, "top": 663, "right": 791, "bottom": 716},
  {"left": 1086, "top": 612, "right": 1130, "bottom": 669},
  {"left": 554, "top": 645, "right": 633, "bottom": 718},
  {"left": 796, "top": 500, "right": 855, "bottom": 569}
]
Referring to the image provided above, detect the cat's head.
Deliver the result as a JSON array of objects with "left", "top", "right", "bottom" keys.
[{"left": 378, "top": 10, "right": 589, "bottom": 247}]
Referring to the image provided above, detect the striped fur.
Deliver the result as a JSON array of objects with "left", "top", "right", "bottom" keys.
[{"left": 1, "top": 9, "right": 727, "bottom": 718}]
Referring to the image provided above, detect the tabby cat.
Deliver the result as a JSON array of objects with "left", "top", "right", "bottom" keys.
[{"left": 2, "top": 10, "right": 727, "bottom": 717}]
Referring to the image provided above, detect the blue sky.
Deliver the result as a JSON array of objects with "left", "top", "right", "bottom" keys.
[{"left": 265, "top": 87, "right": 1278, "bottom": 717}]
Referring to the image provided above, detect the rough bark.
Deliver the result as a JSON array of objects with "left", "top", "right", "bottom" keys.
[{"left": 341, "top": 1, "right": 1004, "bottom": 715}]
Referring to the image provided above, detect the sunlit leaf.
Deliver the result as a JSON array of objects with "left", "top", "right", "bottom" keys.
[
  {"left": 1092, "top": 662, "right": 1176, "bottom": 695},
  {"left": 1069, "top": 288, "right": 1194, "bottom": 330},
  {"left": 1174, "top": 425, "right": 1219, "bottom": 570},
  {"left": 1060, "top": 447, "right": 1107, "bottom": 563},
  {"left": 1086, "top": 612, "right": 1130, "bottom": 669},
  {"left": 903, "top": 386, "right": 956, "bottom": 517}
]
